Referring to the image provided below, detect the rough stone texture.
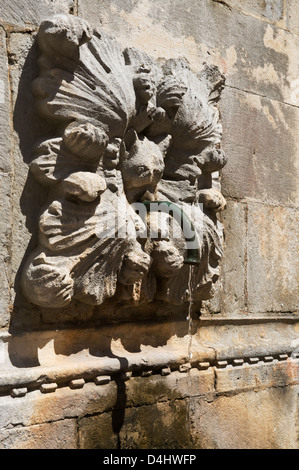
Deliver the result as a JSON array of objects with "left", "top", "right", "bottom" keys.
[
  {"left": 0, "top": 28, "right": 11, "bottom": 174},
  {"left": 77, "top": 381, "right": 299, "bottom": 449},
  {"left": 0, "top": 364, "right": 297, "bottom": 449},
  {"left": 217, "top": 200, "right": 247, "bottom": 315},
  {"left": 215, "top": 359, "right": 299, "bottom": 394},
  {"left": 226, "top": 0, "right": 285, "bottom": 25},
  {"left": 205, "top": 200, "right": 299, "bottom": 317},
  {"left": 200, "top": 199, "right": 247, "bottom": 316},
  {"left": 78, "top": 412, "right": 119, "bottom": 449},
  {"left": 78, "top": 400, "right": 197, "bottom": 449},
  {"left": 119, "top": 400, "right": 195, "bottom": 449},
  {"left": 221, "top": 87, "right": 299, "bottom": 206},
  {"left": 0, "top": 370, "right": 214, "bottom": 431},
  {"left": 8, "top": 32, "right": 50, "bottom": 318},
  {"left": 0, "top": 383, "right": 115, "bottom": 430},
  {"left": 286, "top": 0, "right": 299, "bottom": 35},
  {"left": 189, "top": 385, "right": 299, "bottom": 449},
  {"left": 0, "top": 0, "right": 75, "bottom": 29},
  {"left": 9, "top": 33, "right": 37, "bottom": 281},
  {"left": 78, "top": 0, "right": 299, "bottom": 106},
  {"left": 0, "top": 418, "right": 77, "bottom": 449},
  {"left": 0, "top": 173, "right": 11, "bottom": 329},
  {"left": 247, "top": 202, "right": 299, "bottom": 313},
  {"left": 0, "top": 27, "right": 12, "bottom": 329}
]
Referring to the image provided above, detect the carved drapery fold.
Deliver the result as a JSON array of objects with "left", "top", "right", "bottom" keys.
[{"left": 21, "top": 14, "right": 227, "bottom": 319}]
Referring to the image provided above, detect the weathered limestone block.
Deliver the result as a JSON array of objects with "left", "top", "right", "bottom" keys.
[
  {"left": 0, "top": 326, "right": 297, "bottom": 449},
  {"left": 216, "top": 200, "right": 247, "bottom": 315},
  {"left": 0, "top": 383, "right": 116, "bottom": 429},
  {"left": 215, "top": 359, "right": 299, "bottom": 394},
  {"left": 120, "top": 400, "right": 196, "bottom": 449},
  {"left": 221, "top": 201, "right": 246, "bottom": 314},
  {"left": 0, "top": 173, "right": 11, "bottom": 329},
  {"left": 0, "top": 28, "right": 11, "bottom": 174},
  {"left": 188, "top": 385, "right": 299, "bottom": 449},
  {"left": 0, "top": 27, "right": 12, "bottom": 328},
  {"left": 78, "top": 412, "right": 119, "bottom": 449},
  {"left": 201, "top": 200, "right": 247, "bottom": 316},
  {"left": 198, "top": 321, "right": 299, "bottom": 360},
  {"left": 8, "top": 32, "right": 50, "bottom": 314},
  {"left": 124, "top": 368, "right": 215, "bottom": 407},
  {"left": 221, "top": 87, "right": 299, "bottom": 205},
  {"left": 0, "top": 369, "right": 214, "bottom": 432},
  {"left": 1, "top": 320, "right": 297, "bottom": 398},
  {"left": 78, "top": 0, "right": 299, "bottom": 106},
  {"left": 78, "top": 399, "right": 195, "bottom": 449},
  {"left": 0, "top": 418, "right": 77, "bottom": 449},
  {"left": 286, "top": 0, "right": 299, "bottom": 35},
  {"left": 77, "top": 362, "right": 299, "bottom": 449},
  {"left": 225, "top": 0, "right": 285, "bottom": 25},
  {"left": 0, "top": 363, "right": 296, "bottom": 449},
  {"left": 0, "top": 0, "right": 75, "bottom": 29},
  {"left": 247, "top": 202, "right": 299, "bottom": 313}
]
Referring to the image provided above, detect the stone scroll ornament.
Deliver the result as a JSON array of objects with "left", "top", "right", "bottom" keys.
[{"left": 21, "top": 14, "right": 227, "bottom": 315}]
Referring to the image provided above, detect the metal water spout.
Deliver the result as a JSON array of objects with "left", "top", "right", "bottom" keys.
[{"left": 140, "top": 200, "right": 200, "bottom": 265}]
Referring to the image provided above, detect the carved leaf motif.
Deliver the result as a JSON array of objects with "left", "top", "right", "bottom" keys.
[
  {"left": 21, "top": 249, "right": 76, "bottom": 308},
  {"left": 34, "top": 26, "right": 137, "bottom": 138},
  {"left": 30, "top": 136, "right": 102, "bottom": 186},
  {"left": 38, "top": 198, "right": 100, "bottom": 252},
  {"left": 72, "top": 237, "right": 129, "bottom": 305},
  {"left": 162, "top": 59, "right": 225, "bottom": 147}
]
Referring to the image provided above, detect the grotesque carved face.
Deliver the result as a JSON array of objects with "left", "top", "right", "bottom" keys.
[{"left": 120, "top": 130, "right": 170, "bottom": 202}]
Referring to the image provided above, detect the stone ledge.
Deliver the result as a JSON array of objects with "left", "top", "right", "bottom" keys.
[
  {"left": 215, "top": 358, "right": 299, "bottom": 395},
  {"left": 0, "top": 319, "right": 298, "bottom": 397},
  {"left": 2, "top": 353, "right": 297, "bottom": 399},
  {"left": 0, "top": 362, "right": 298, "bottom": 428}
]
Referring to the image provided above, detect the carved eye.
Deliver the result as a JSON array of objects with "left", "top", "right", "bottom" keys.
[
  {"left": 137, "top": 165, "right": 150, "bottom": 175},
  {"left": 153, "top": 167, "right": 163, "bottom": 176}
]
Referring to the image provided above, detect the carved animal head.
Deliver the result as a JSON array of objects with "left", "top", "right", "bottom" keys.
[{"left": 120, "top": 130, "right": 171, "bottom": 202}]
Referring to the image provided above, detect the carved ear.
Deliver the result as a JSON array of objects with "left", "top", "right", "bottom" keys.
[
  {"left": 153, "top": 134, "right": 172, "bottom": 155},
  {"left": 119, "top": 140, "right": 127, "bottom": 162},
  {"left": 124, "top": 129, "right": 138, "bottom": 151},
  {"left": 200, "top": 64, "right": 225, "bottom": 104},
  {"left": 37, "top": 14, "right": 92, "bottom": 60}
]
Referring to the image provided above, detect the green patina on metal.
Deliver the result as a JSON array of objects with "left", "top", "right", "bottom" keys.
[{"left": 140, "top": 200, "right": 200, "bottom": 265}]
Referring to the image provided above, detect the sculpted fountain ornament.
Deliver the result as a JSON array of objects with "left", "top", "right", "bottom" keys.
[{"left": 21, "top": 14, "right": 227, "bottom": 324}]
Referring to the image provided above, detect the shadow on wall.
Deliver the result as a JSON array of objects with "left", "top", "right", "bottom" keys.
[
  {"left": 10, "top": 36, "right": 55, "bottom": 334},
  {"left": 7, "top": 318, "right": 196, "bottom": 368},
  {"left": 77, "top": 379, "right": 197, "bottom": 449}
]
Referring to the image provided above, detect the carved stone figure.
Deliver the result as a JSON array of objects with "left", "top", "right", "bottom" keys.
[{"left": 21, "top": 14, "right": 227, "bottom": 320}]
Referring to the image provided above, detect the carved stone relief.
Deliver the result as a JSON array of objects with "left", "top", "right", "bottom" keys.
[{"left": 20, "top": 14, "right": 227, "bottom": 323}]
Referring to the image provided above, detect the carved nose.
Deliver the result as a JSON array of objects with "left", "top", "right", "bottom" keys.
[{"left": 140, "top": 200, "right": 201, "bottom": 265}]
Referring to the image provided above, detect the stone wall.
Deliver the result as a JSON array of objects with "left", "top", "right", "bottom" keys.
[{"left": 0, "top": 0, "right": 298, "bottom": 449}]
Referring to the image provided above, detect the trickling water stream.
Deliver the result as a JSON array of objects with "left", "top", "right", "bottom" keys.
[
  {"left": 186, "top": 179, "right": 199, "bottom": 362},
  {"left": 187, "top": 265, "right": 194, "bottom": 361},
  {"left": 186, "top": 178, "right": 200, "bottom": 361}
]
